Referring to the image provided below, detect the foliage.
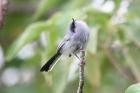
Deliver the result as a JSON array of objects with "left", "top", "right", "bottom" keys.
[
  {"left": 125, "top": 83, "right": 140, "bottom": 93},
  {"left": 0, "top": 0, "right": 140, "bottom": 93}
]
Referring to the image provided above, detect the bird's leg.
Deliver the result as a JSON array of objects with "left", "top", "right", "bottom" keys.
[
  {"left": 77, "top": 49, "right": 85, "bottom": 62},
  {"left": 74, "top": 53, "right": 81, "bottom": 61}
]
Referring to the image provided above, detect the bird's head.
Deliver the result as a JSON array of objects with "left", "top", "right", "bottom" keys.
[{"left": 70, "top": 18, "right": 89, "bottom": 33}]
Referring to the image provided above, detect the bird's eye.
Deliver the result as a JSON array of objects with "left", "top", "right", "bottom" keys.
[{"left": 70, "top": 18, "right": 76, "bottom": 33}]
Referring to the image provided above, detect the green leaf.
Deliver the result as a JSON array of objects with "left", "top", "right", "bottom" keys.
[
  {"left": 87, "top": 26, "right": 99, "bottom": 54},
  {"left": 6, "top": 10, "right": 85, "bottom": 61},
  {"left": 6, "top": 22, "right": 49, "bottom": 61},
  {"left": 42, "top": 60, "right": 70, "bottom": 93},
  {"left": 33, "top": 0, "right": 63, "bottom": 20},
  {"left": 86, "top": 52, "right": 101, "bottom": 87},
  {"left": 125, "top": 83, "right": 140, "bottom": 93},
  {"left": 129, "top": 0, "right": 140, "bottom": 16}
]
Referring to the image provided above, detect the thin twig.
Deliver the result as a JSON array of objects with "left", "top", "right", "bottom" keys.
[
  {"left": 104, "top": 47, "right": 135, "bottom": 81},
  {"left": 77, "top": 50, "right": 85, "bottom": 93},
  {"left": 123, "top": 48, "right": 140, "bottom": 82}
]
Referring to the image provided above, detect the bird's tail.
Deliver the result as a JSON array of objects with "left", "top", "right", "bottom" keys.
[{"left": 40, "top": 52, "right": 61, "bottom": 72}]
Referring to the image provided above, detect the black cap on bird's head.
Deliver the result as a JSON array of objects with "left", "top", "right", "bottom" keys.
[{"left": 70, "top": 18, "right": 76, "bottom": 32}]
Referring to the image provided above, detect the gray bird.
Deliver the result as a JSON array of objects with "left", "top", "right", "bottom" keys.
[{"left": 40, "top": 18, "right": 90, "bottom": 72}]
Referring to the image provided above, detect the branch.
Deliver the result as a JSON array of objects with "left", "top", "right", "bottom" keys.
[
  {"left": 8, "top": 3, "right": 36, "bottom": 14},
  {"left": 8, "top": 2, "right": 56, "bottom": 17},
  {"left": 77, "top": 50, "right": 85, "bottom": 93},
  {"left": 104, "top": 46, "right": 136, "bottom": 81},
  {"left": 0, "top": 0, "right": 8, "bottom": 29}
]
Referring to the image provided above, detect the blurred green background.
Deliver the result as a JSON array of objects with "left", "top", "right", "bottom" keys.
[{"left": 0, "top": 0, "right": 140, "bottom": 93}]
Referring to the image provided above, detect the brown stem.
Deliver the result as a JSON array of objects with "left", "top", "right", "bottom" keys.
[
  {"left": 77, "top": 50, "right": 85, "bottom": 93},
  {"left": 8, "top": 3, "right": 36, "bottom": 14},
  {"left": 0, "top": 0, "right": 8, "bottom": 29}
]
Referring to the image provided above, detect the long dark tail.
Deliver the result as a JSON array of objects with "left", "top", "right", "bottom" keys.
[{"left": 40, "top": 52, "right": 61, "bottom": 72}]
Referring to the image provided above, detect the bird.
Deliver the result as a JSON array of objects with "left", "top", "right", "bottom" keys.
[{"left": 40, "top": 18, "right": 90, "bottom": 72}]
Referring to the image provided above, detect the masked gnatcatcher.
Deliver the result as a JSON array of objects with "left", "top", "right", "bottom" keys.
[{"left": 40, "top": 18, "right": 90, "bottom": 72}]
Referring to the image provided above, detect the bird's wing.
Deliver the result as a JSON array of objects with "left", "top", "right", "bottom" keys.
[{"left": 57, "top": 31, "right": 72, "bottom": 52}]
